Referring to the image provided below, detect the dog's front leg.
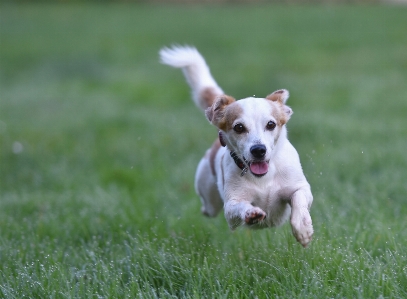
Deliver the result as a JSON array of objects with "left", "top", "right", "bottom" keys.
[
  {"left": 290, "top": 188, "right": 313, "bottom": 247},
  {"left": 224, "top": 200, "right": 266, "bottom": 230}
]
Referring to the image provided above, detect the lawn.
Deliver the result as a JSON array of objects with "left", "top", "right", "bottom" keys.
[{"left": 1, "top": 3, "right": 407, "bottom": 298}]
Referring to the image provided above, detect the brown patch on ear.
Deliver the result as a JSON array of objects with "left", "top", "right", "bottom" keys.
[
  {"left": 267, "top": 89, "right": 292, "bottom": 126},
  {"left": 268, "top": 101, "right": 293, "bottom": 126},
  {"left": 205, "top": 95, "right": 236, "bottom": 128},
  {"left": 266, "top": 89, "right": 289, "bottom": 104},
  {"left": 200, "top": 87, "right": 219, "bottom": 110}
]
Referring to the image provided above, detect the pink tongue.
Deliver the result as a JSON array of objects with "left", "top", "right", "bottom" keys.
[{"left": 250, "top": 162, "right": 269, "bottom": 175}]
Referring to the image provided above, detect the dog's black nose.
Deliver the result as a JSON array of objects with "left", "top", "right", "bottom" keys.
[{"left": 250, "top": 144, "right": 267, "bottom": 159}]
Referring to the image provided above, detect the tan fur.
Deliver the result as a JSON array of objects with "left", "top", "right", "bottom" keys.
[
  {"left": 266, "top": 89, "right": 286, "bottom": 103},
  {"left": 218, "top": 102, "right": 243, "bottom": 131},
  {"left": 266, "top": 90, "right": 292, "bottom": 126},
  {"left": 205, "top": 95, "right": 239, "bottom": 130},
  {"left": 269, "top": 101, "right": 288, "bottom": 126},
  {"left": 200, "top": 87, "right": 219, "bottom": 109}
]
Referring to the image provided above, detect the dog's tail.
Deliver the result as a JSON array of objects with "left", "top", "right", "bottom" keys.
[{"left": 159, "top": 46, "right": 224, "bottom": 111}]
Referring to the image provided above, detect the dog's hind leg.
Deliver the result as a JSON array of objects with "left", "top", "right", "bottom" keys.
[{"left": 195, "top": 156, "right": 223, "bottom": 217}]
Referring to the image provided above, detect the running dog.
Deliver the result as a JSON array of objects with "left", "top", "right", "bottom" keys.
[{"left": 159, "top": 46, "right": 313, "bottom": 247}]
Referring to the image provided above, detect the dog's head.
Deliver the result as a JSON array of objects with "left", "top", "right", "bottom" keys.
[{"left": 205, "top": 89, "right": 293, "bottom": 177}]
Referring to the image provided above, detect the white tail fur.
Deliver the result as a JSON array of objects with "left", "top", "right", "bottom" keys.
[{"left": 159, "top": 46, "right": 224, "bottom": 111}]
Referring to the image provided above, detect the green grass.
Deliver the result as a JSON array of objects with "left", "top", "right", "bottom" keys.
[{"left": 1, "top": 3, "right": 407, "bottom": 298}]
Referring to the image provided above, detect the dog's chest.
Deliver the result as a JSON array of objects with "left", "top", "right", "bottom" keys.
[{"left": 249, "top": 179, "right": 286, "bottom": 208}]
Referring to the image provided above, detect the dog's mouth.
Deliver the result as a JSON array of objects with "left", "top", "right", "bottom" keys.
[
  {"left": 249, "top": 160, "right": 269, "bottom": 177},
  {"left": 230, "top": 151, "right": 269, "bottom": 177}
]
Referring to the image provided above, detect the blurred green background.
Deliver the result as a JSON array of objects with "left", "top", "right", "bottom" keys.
[{"left": 1, "top": 2, "right": 406, "bottom": 298}]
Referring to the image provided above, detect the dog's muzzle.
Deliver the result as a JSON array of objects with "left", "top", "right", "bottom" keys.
[
  {"left": 229, "top": 145, "right": 269, "bottom": 177},
  {"left": 249, "top": 144, "right": 269, "bottom": 177}
]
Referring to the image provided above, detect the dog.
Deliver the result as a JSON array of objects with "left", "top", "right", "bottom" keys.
[{"left": 159, "top": 46, "right": 313, "bottom": 247}]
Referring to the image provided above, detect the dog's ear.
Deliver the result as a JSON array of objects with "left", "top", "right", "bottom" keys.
[
  {"left": 205, "top": 95, "right": 236, "bottom": 127},
  {"left": 283, "top": 105, "right": 293, "bottom": 119},
  {"left": 266, "top": 89, "right": 289, "bottom": 104},
  {"left": 266, "top": 89, "right": 293, "bottom": 124}
]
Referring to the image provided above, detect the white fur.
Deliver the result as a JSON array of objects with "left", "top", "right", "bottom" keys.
[{"left": 160, "top": 46, "right": 313, "bottom": 247}]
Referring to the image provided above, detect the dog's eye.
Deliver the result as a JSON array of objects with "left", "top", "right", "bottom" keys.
[
  {"left": 233, "top": 123, "right": 246, "bottom": 134},
  {"left": 266, "top": 121, "right": 276, "bottom": 131}
]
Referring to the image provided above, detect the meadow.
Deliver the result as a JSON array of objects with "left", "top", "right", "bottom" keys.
[{"left": 1, "top": 3, "right": 407, "bottom": 298}]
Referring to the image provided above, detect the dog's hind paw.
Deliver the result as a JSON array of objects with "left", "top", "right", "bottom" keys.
[{"left": 245, "top": 207, "right": 266, "bottom": 225}]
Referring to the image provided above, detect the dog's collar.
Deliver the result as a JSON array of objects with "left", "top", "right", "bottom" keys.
[
  {"left": 219, "top": 131, "right": 248, "bottom": 176},
  {"left": 230, "top": 151, "right": 248, "bottom": 176}
]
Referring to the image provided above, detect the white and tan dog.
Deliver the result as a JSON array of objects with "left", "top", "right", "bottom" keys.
[{"left": 160, "top": 46, "right": 313, "bottom": 247}]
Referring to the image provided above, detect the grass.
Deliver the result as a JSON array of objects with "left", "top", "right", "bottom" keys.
[{"left": 1, "top": 3, "right": 407, "bottom": 298}]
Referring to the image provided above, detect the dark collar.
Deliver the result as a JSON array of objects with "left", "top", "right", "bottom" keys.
[{"left": 230, "top": 151, "right": 248, "bottom": 176}]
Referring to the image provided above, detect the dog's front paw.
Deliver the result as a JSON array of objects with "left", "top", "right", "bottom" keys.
[
  {"left": 245, "top": 207, "right": 266, "bottom": 225},
  {"left": 291, "top": 210, "right": 313, "bottom": 247}
]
